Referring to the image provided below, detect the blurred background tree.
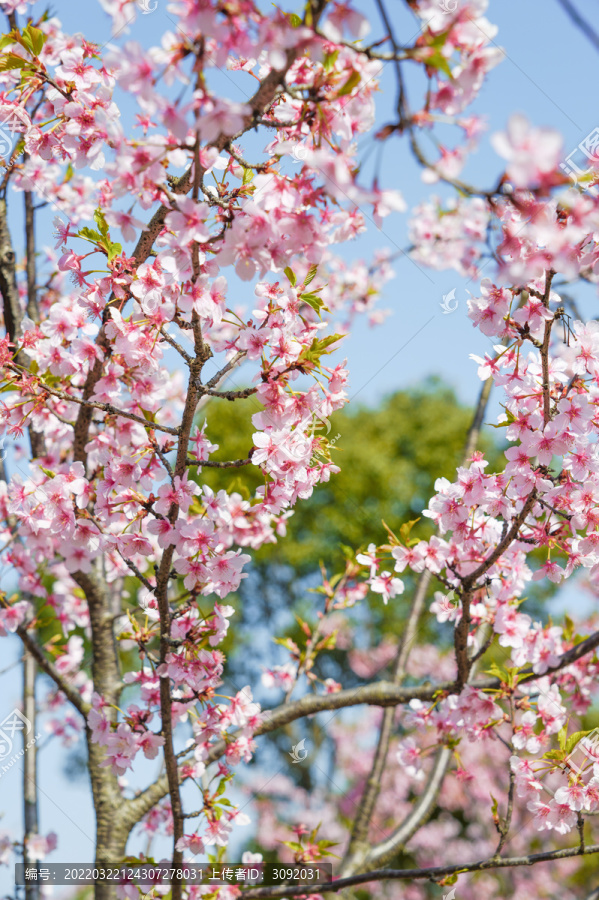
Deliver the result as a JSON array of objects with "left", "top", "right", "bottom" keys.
[{"left": 198, "top": 377, "right": 504, "bottom": 703}]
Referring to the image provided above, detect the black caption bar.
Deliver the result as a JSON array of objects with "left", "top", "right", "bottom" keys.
[{"left": 15, "top": 863, "right": 333, "bottom": 886}]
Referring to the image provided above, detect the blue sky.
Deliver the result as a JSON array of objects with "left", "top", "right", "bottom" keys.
[{"left": 2, "top": 0, "right": 599, "bottom": 894}]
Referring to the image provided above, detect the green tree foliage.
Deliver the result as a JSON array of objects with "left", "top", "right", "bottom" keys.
[
  {"left": 200, "top": 377, "right": 497, "bottom": 573},
  {"left": 196, "top": 379, "right": 503, "bottom": 693}
]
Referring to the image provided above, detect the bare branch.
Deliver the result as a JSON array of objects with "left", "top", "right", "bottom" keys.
[
  {"left": 7, "top": 616, "right": 88, "bottom": 716},
  {"left": 555, "top": 0, "right": 599, "bottom": 53},
  {"left": 238, "top": 842, "right": 599, "bottom": 899},
  {"left": 185, "top": 456, "right": 252, "bottom": 468}
]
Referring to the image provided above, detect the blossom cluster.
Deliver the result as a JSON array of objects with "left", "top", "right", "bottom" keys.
[{"left": 2, "top": 0, "right": 599, "bottom": 895}]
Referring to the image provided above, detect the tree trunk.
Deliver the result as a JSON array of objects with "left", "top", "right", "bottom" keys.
[
  {"left": 88, "top": 733, "right": 129, "bottom": 900},
  {"left": 22, "top": 651, "right": 39, "bottom": 900},
  {"left": 71, "top": 568, "right": 126, "bottom": 900}
]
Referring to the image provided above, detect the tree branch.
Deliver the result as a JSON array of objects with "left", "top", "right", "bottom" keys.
[
  {"left": 24, "top": 181, "right": 39, "bottom": 323},
  {"left": 238, "top": 842, "right": 599, "bottom": 899},
  {"left": 185, "top": 456, "right": 252, "bottom": 468},
  {"left": 2, "top": 607, "right": 88, "bottom": 716},
  {"left": 117, "top": 620, "right": 599, "bottom": 832},
  {"left": 342, "top": 372, "right": 495, "bottom": 871},
  {"left": 540, "top": 269, "right": 556, "bottom": 426},
  {"left": 0, "top": 196, "right": 22, "bottom": 344},
  {"left": 34, "top": 382, "right": 180, "bottom": 435},
  {"left": 555, "top": 0, "right": 599, "bottom": 53},
  {"left": 69, "top": 32, "right": 304, "bottom": 471},
  {"left": 22, "top": 651, "right": 40, "bottom": 900}
]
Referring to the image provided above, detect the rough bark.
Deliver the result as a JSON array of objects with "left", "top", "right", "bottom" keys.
[
  {"left": 72, "top": 570, "right": 127, "bottom": 900},
  {"left": 22, "top": 651, "right": 39, "bottom": 900}
]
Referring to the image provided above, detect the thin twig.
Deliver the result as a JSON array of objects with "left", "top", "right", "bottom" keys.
[{"left": 555, "top": 0, "right": 599, "bottom": 53}]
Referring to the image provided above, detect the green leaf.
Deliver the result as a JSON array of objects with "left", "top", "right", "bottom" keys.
[
  {"left": 287, "top": 12, "right": 302, "bottom": 27},
  {"left": 543, "top": 749, "right": 565, "bottom": 761},
  {"left": 0, "top": 53, "right": 30, "bottom": 71},
  {"left": 485, "top": 661, "right": 507, "bottom": 682},
  {"left": 565, "top": 729, "right": 594, "bottom": 756},
  {"left": 317, "top": 333, "right": 344, "bottom": 351},
  {"left": 107, "top": 241, "right": 122, "bottom": 262},
  {"left": 316, "top": 840, "right": 339, "bottom": 853},
  {"left": 562, "top": 614, "right": 575, "bottom": 643},
  {"left": 323, "top": 49, "right": 339, "bottom": 72},
  {"left": 304, "top": 264, "right": 318, "bottom": 286},
  {"left": 227, "top": 476, "right": 251, "bottom": 501},
  {"left": 18, "top": 27, "right": 34, "bottom": 54},
  {"left": 0, "top": 35, "right": 16, "bottom": 53},
  {"left": 94, "top": 207, "right": 109, "bottom": 237},
  {"left": 339, "top": 543, "right": 356, "bottom": 560},
  {"left": 242, "top": 167, "right": 254, "bottom": 185},
  {"left": 78, "top": 227, "right": 103, "bottom": 243},
  {"left": 284, "top": 266, "right": 296, "bottom": 287},
  {"left": 427, "top": 49, "right": 453, "bottom": 79},
  {"left": 273, "top": 636, "right": 299, "bottom": 653},
  {"left": 215, "top": 778, "right": 227, "bottom": 796},
  {"left": 428, "top": 30, "right": 450, "bottom": 49},
  {"left": 24, "top": 25, "right": 46, "bottom": 56},
  {"left": 488, "top": 406, "right": 517, "bottom": 429},
  {"left": 300, "top": 292, "right": 326, "bottom": 317},
  {"left": 557, "top": 724, "right": 568, "bottom": 752},
  {"left": 316, "top": 631, "right": 337, "bottom": 651},
  {"left": 399, "top": 517, "right": 420, "bottom": 544},
  {"left": 304, "top": 0, "right": 313, "bottom": 27},
  {"left": 336, "top": 69, "right": 361, "bottom": 97},
  {"left": 301, "top": 333, "right": 345, "bottom": 366}
]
